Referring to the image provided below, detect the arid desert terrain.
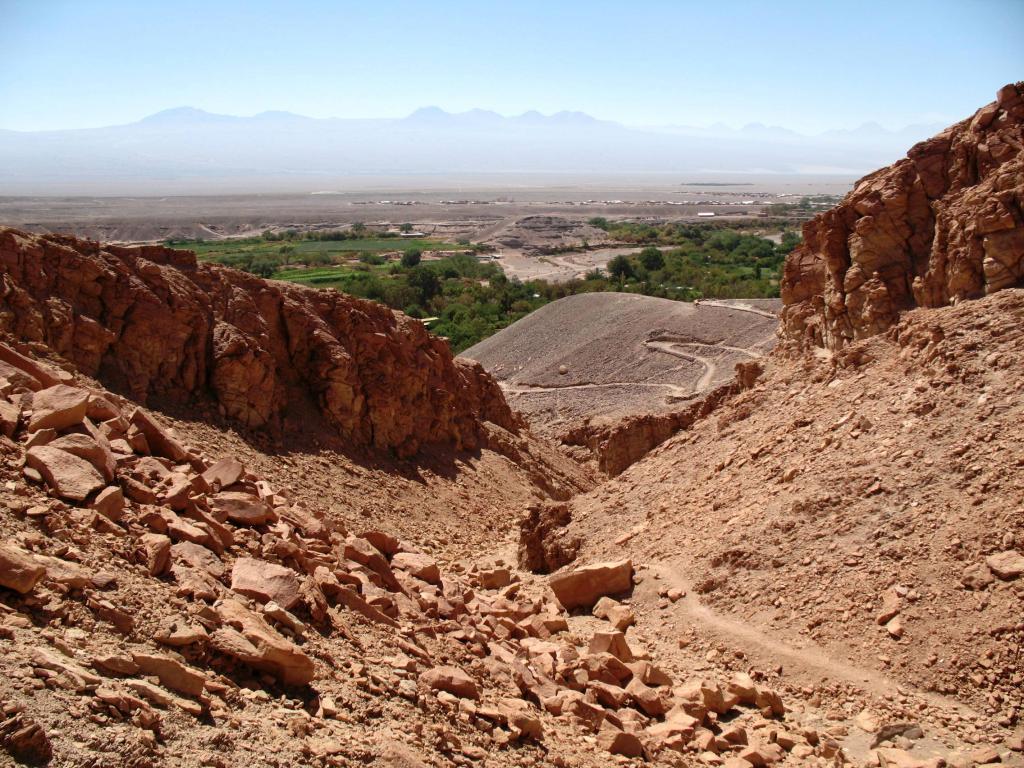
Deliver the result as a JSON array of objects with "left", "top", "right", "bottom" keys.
[{"left": 0, "top": 85, "right": 1021, "bottom": 768}]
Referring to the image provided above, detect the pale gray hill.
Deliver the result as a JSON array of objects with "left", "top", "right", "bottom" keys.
[{"left": 462, "top": 292, "right": 779, "bottom": 434}]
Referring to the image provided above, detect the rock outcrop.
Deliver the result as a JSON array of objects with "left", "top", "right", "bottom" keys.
[
  {"left": 0, "top": 228, "right": 518, "bottom": 456},
  {"left": 781, "top": 82, "right": 1024, "bottom": 350},
  {"left": 0, "top": 340, "right": 808, "bottom": 767}
]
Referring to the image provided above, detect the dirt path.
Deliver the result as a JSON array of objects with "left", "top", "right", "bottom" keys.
[
  {"left": 644, "top": 338, "right": 762, "bottom": 393},
  {"left": 504, "top": 380, "right": 693, "bottom": 398},
  {"left": 694, "top": 299, "right": 779, "bottom": 319},
  {"left": 645, "top": 560, "right": 978, "bottom": 717}
]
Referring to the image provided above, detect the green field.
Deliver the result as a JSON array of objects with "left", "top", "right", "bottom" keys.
[
  {"left": 184, "top": 237, "right": 458, "bottom": 258},
  {"left": 171, "top": 223, "right": 799, "bottom": 353},
  {"left": 169, "top": 231, "right": 472, "bottom": 279}
]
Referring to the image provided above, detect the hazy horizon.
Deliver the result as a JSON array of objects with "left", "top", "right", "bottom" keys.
[
  {"left": 0, "top": 102, "right": 954, "bottom": 138},
  {"left": 1, "top": 0, "right": 1021, "bottom": 133},
  {"left": 1, "top": 0, "right": 1020, "bottom": 196}
]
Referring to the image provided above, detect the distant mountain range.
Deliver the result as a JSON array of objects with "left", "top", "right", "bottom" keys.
[{"left": 0, "top": 106, "right": 947, "bottom": 194}]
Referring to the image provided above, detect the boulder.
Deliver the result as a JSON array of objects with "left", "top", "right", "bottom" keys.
[
  {"left": 49, "top": 433, "right": 116, "bottom": 483},
  {"left": 593, "top": 596, "right": 635, "bottom": 631},
  {"left": 201, "top": 456, "right": 245, "bottom": 489},
  {"left": 588, "top": 631, "right": 634, "bottom": 663},
  {"left": 419, "top": 665, "right": 480, "bottom": 700},
  {"left": 875, "top": 747, "right": 929, "bottom": 768},
  {"left": 626, "top": 677, "right": 671, "bottom": 716},
  {"left": 986, "top": 550, "right": 1024, "bottom": 580},
  {"left": 962, "top": 563, "right": 995, "bottom": 590},
  {"left": 130, "top": 408, "right": 189, "bottom": 462},
  {"left": 36, "top": 555, "right": 92, "bottom": 589},
  {"left": 477, "top": 567, "right": 511, "bottom": 589},
  {"left": 27, "top": 384, "right": 89, "bottom": 432},
  {"left": 627, "top": 660, "right": 672, "bottom": 687},
  {"left": 549, "top": 559, "right": 633, "bottom": 610},
  {"left": 876, "top": 588, "right": 902, "bottom": 625},
  {"left": 0, "top": 543, "right": 46, "bottom": 594},
  {"left": 170, "top": 541, "right": 225, "bottom": 579},
  {"left": 739, "top": 742, "right": 786, "bottom": 766},
  {"left": 140, "top": 533, "right": 172, "bottom": 576},
  {"left": 597, "top": 721, "right": 644, "bottom": 757},
  {"left": 230, "top": 557, "right": 302, "bottom": 610},
  {"left": 209, "top": 491, "right": 271, "bottom": 526},
  {"left": 498, "top": 698, "right": 543, "bottom": 740},
  {"left": 132, "top": 652, "right": 206, "bottom": 697},
  {"left": 25, "top": 445, "right": 105, "bottom": 502},
  {"left": 360, "top": 530, "right": 401, "bottom": 556},
  {"left": 0, "top": 399, "right": 19, "bottom": 437},
  {"left": 343, "top": 536, "right": 401, "bottom": 591},
  {"left": 212, "top": 598, "right": 316, "bottom": 686},
  {"left": 90, "top": 486, "right": 125, "bottom": 522},
  {"left": 0, "top": 712, "right": 53, "bottom": 766},
  {"left": 392, "top": 552, "right": 441, "bottom": 585},
  {"left": 154, "top": 617, "right": 209, "bottom": 647}
]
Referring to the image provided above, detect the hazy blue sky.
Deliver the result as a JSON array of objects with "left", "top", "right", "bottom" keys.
[{"left": 0, "top": 0, "right": 1020, "bottom": 132}]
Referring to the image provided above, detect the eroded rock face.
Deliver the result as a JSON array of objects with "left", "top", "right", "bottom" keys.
[
  {"left": 0, "top": 229, "right": 519, "bottom": 456},
  {"left": 781, "top": 83, "right": 1024, "bottom": 350}
]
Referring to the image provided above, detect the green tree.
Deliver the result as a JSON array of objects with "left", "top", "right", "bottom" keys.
[
  {"left": 249, "top": 257, "right": 278, "bottom": 278},
  {"left": 406, "top": 266, "right": 441, "bottom": 305},
  {"left": 401, "top": 249, "right": 422, "bottom": 268},
  {"left": 607, "top": 255, "right": 635, "bottom": 280},
  {"left": 400, "top": 223, "right": 413, "bottom": 233},
  {"left": 638, "top": 246, "right": 665, "bottom": 271}
]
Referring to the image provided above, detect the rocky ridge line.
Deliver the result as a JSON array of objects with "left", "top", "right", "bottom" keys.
[
  {"left": 0, "top": 227, "right": 518, "bottom": 457},
  {"left": 0, "top": 339, "right": 820, "bottom": 766},
  {"left": 780, "top": 82, "right": 1024, "bottom": 350}
]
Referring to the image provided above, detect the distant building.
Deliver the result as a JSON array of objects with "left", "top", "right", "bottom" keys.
[{"left": 697, "top": 211, "right": 716, "bottom": 217}]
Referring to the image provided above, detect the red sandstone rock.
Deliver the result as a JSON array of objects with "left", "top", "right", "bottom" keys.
[
  {"left": 210, "top": 491, "right": 271, "bottom": 526},
  {"left": 231, "top": 557, "right": 302, "bottom": 609},
  {"left": 0, "top": 399, "right": 19, "bottom": 437},
  {"left": 90, "top": 486, "right": 125, "bottom": 521},
  {"left": 548, "top": 559, "right": 633, "bottom": 610},
  {"left": 25, "top": 445, "right": 105, "bottom": 502},
  {"left": 0, "top": 712, "right": 53, "bottom": 765},
  {"left": 26, "top": 384, "right": 89, "bottom": 432},
  {"left": 212, "top": 598, "right": 315, "bottom": 686},
  {"left": 781, "top": 83, "right": 1024, "bottom": 350},
  {"left": 0, "top": 227, "right": 520, "bottom": 456},
  {"left": 201, "top": 456, "right": 245, "bottom": 489},
  {"left": 49, "top": 433, "right": 116, "bottom": 482},
  {"left": 0, "top": 543, "right": 46, "bottom": 593},
  {"left": 131, "top": 652, "right": 206, "bottom": 697},
  {"left": 986, "top": 550, "right": 1024, "bottom": 580},
  {"left": 391, "top": 552, "right": 441, "bottom": 585},
  {"left": 597, "top": 721, "right": 644, "bottom": 757},
  {"left": 140, "top": 533, "right": 172, "bottom": 575},
  {"left": 419, "top": 665, "right": 480, "bottom": 700}
]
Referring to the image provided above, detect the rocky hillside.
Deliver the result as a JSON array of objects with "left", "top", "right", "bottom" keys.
[
  {"left": 781, "top": 83, "right": 1023, "bottom": 350},
  {"left": 0, "top": 323, "right": 807, "bottom": 768},
  {"left": 464, "top": 293, "right": 778, "bottom": 474},
  {"left": 2, "top": 88, "right": 1024, "bottom": 768},
  {"left": 562, "top": 287, "right": 1024, "bottom": 766},
  {"left": 0, "top": 228, "right": 516, "bottom": 457}
]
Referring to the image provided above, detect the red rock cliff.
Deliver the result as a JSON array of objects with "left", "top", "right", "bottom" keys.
[
  {"left": 0, "top": 228, "right": 519, "bottom": 456},
  {"left": 780, "top": 82, "right": 1024, "bottom": 350}
]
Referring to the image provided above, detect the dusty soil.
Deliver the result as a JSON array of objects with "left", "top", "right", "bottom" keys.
[
  {"left": 463, "top": 293, "right": 780, "bottom": 438},
  {"left": 0, "top": 247, "right": 1021, "bottom": 768},
  {"left": 562, "top": 289, "right": 1024, "bottom": 764},
  {"left": 0, "top": 174, "right": 849, "bottom": 250}
]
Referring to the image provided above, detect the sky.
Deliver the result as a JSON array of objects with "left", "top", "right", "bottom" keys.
[{"left": 0, "top": 0, "right": 1021, "bottom": 133}]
